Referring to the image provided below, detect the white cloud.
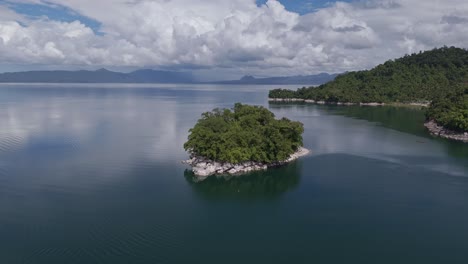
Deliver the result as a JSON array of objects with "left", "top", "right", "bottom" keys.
[{"left": 0, "top": 0, "right": 468, "bottom": 76}]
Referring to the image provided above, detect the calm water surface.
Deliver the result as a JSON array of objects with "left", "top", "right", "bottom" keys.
[{"left": 0, "top": 84, "right": 467, "bottom": 264}]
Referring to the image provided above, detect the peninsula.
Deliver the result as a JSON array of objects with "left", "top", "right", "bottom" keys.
[
  {"left": 183, "top": 103, "right": 309, "bottom": 177},
  {"left": 425, "top": 89, "right": 468, "bottom": 142},
  {"left": 269, "top": 47, "right": 468, "bottom": 142}
]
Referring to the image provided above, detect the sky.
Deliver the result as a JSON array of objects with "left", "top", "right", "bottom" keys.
[{"left": 0, "top": 0, "right": 468, "bottom": 80}]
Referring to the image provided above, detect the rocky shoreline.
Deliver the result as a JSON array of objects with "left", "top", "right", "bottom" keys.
[
  {"left": 268, "top": 98, "right": 384, "bottom": 106},
  {"left": 183, "top": 147, "right": 310, "bottom": 178},
  {"left": 424, "top": 120, "right": 468, "bottom": 142},
  {"left": 268, "top": 98, "right": 430, "bottom": 107}
]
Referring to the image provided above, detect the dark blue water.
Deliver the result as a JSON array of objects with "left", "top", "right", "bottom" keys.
[{"left": 0, "top": 84, "right": 467, "bottom": 264}]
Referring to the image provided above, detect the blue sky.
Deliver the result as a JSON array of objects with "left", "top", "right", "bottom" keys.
[
  {"left": 256, "top": 0, "right": 349, "bottom": 14},
  {"left": 0, "top": 0, "right": 467, "bottom": 77},
  {"left": 5, "top": 0, "right": 350, "bottom": 33},
  {"left": 5, "top": 1, "right": 102, "bottom": 33}
]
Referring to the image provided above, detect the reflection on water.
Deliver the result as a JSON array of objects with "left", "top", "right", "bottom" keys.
[
  {"left": 326, "top": 104, "right": 468, "bottom": 159},
  {"left": 269, "top": 102, "right": 427, "bottom": 136},
  {"left": 329, "top": 105, "right": 427, "bottom": 135},
  {"left": 184, "top": 161, "right": 301, "bottom": 199},
  {"left": 270, "top": 102, "right": 468, "bottom": 173},
  {"left": 0, "top": 84, "right": 467, "bottom": 264}
]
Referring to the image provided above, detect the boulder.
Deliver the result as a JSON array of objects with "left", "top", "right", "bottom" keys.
[{"left": 183, "top": 147, "right": 310, "bottom": 178}]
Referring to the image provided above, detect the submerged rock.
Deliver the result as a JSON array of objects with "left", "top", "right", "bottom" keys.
[{"left": 183, "top": 147, "right": 310, "bottom": 178}]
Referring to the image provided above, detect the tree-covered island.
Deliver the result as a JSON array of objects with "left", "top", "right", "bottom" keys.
[
  {"left": 183, "top": 103, "right": 309, "bottom": 177},
  {"left": 269, "top": 46, "right": 468, "bottom": 142}
]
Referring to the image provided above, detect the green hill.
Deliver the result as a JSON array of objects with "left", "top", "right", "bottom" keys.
[
  {"left": 269, "top": 46, "right": 468, "bottom": 134},
  {"left": 270, "top": 46, "right": 468, "bottom": 103}
]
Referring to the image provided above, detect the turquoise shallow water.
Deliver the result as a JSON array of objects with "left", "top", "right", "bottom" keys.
[{"left": 0, "top": 84, "right": 467, "bottom": 264}]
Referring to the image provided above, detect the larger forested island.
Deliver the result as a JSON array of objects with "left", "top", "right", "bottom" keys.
[
  {"left": 183, "top": 103, "right": 309, "bottom": 177},
  {"left": 269, "top": 47, "right": 468, "bottom": 141}
]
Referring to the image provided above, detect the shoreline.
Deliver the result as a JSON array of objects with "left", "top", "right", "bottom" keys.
[
  {"left": 424, "top": 120, "right": 468, "bottom": 143},
  {"left": 183, "top": 147, "right": 310, "bottom": 178},
  {"left": 268, "top": 98, "right": 429, "bottom": 107}
]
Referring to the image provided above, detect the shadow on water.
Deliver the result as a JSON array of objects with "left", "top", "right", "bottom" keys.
[
  {"left": 270, "top": 102, "right": 427, "bottom": 136},
  {"left": 329, "top": 105, "right": 427, "bottom": 135},
  {"left": 184, "top": 161, "right": 302, "bottom": 200},
  {"left": 270, "top": 102, "right": 468, "bottom": 159},
  {"left": 328, "top": 105, "right": 468, "bottom": 158}
]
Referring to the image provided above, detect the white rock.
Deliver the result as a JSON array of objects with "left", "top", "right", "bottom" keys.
[{"left": 184, "top": 147, "right": 310, "bottom": 177}]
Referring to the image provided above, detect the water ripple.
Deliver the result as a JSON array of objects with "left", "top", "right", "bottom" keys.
[{"left": 0, "top": 134, "right": 25, "bottom": 153}]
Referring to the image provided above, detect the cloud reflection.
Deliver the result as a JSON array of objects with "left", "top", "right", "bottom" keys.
[{"left": 0, "top": 86, "right": 195, "bottom": 182}]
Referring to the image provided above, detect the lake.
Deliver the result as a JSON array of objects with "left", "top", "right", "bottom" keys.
[{"left": 0, "top": 84, "right": 467, "bottom": 264}]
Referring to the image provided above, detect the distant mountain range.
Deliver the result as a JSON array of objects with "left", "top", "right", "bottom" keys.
[
  {"left": 0, "top": 69, "right": 195, "bottom": 84},
  {"left": 210, "top": 73, "right": 339, "bottom": 85},
  {"left": 0, "top": 69, "right": 338, "bottom": 85}
]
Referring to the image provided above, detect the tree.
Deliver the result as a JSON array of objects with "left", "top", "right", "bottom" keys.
[
  {"left": 269, "top": 47, "right": 468, "bottom": 104},
  {"left": 184, "top": 103, "right": 304, "bottom": 164}
]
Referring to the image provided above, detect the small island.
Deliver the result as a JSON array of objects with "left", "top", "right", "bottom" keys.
[{"left": 183, "top": 103, "right": 309, "bottom": 177}]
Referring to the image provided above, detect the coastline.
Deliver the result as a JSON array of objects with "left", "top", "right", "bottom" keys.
[
  {"left": 183, "top": 147, "right": 310, "bottom": 178},
  {"left": 424, "top": 120, "right": 468, "bottom": 142},
  {"left": 268, "top": 98, "right": 429, "bottom": 107}
]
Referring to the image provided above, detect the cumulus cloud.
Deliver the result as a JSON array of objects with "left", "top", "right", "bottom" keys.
[{"left": 0, "top": 0, "right": 468, "bottom": 76}]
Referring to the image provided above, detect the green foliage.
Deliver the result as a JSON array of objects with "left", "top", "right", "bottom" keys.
[
  {"left": 270, "top": 46, "right": 468, "bottom": 103},
  {"left": 426, "top": 85, "right": 468, "bottom": 132},
  {"left": 269, "top": 88, "right": 302, "bottom": 99},
  {"left": 269, "top": 46, "right": 468, "bottom": 132},
  {"left": 184, "top": 103, "right": 304, "bottom": 164}
]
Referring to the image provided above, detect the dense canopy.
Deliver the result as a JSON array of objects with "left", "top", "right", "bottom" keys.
[
  {"left": 184, "top": 103, "right": 304, "bottom": 164},
  {"left": 270, "top": 47, "right": 468, "bottom": 103},
  {"left": 426, "top": 85, "right": 468, "bottom": 132},
  {"left": 269, "top": 46, "right": 468, "bottom": 133}
]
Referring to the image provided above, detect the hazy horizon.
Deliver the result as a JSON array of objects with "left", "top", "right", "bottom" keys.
[{"left": 1, "top": 0, "right": 467, "bottom": 80}]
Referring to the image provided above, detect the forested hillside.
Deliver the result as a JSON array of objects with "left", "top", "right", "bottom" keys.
[
  {"left": 426, "top": 85, "right": 468, "bottom": 132},
  {"left": 269, "top": 47, "right": 468, "bottom": 133},
  {"left": 270, "top": 47, "right": 468, "bottom": 103}
]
